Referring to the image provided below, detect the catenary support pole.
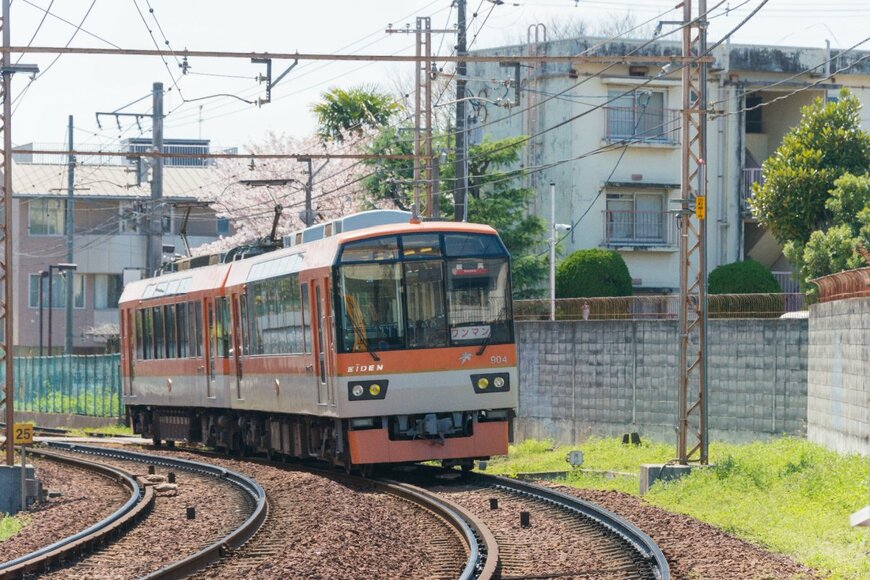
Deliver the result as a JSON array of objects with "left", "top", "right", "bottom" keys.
[
  {"left": 65, "top": 115, "right": 75, "bottom": 355},
  {"left": 147, "top": 82, "right": 164, "bottom": 277},
  {"left": 454, "top": 0, "right": 468, "bottom": 221}
]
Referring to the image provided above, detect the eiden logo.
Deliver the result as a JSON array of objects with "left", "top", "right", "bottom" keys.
[
  {"left": 347, "top": 363, "right": 384, "bottom": 373},
  {"left": 458, "top": 352, "right": 472, "bottom": 365}
]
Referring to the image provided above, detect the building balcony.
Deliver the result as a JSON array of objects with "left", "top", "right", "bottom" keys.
[
  {"left": 602, "top": 210, "right": 677, "bottom": 248},
  {"left": 742, "top": 167, "right": 764, "bottom": 211},
  {"left": 604, "top": 107, "right": 680, "bottom": 145}
]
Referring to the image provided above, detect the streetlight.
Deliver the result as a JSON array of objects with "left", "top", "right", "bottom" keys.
[
  {"left": 37, "top": 270, "right": 49, "bottom": 356},
  {"left": 47, "top": 263, "right": 77, "bottom": 355}
]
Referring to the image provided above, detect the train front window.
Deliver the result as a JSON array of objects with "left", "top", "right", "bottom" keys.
[
  {"left": 405, "top": 261, "right": 448, "bottom": 348},
  {"left": 338, "top": 262, "right": 405, "bottom": 353},
  {"left": 446, "top": 258, "right": 512, "bottom": 346}
]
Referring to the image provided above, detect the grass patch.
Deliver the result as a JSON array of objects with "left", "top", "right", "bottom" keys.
[
  {"left": 0, "top": 514, "right": 25, "bottom": 542},
  {"left": 486, "top": 437, "right": 869, "bottom": 579},
  {"left": 66, "top": 424, "right": 133, "bottom": 438}
]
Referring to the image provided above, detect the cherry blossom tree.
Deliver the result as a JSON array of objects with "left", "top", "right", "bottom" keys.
[{"left": 191, "top": 131, "right": 376, "bottom": 256}]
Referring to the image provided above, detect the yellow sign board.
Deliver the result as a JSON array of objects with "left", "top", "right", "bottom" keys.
[
  {"left": 13, "top": 423, "right": 34, "bottom": 445},
  {"left": 695, "top": 196, "right": 706, "bottom": 220}
]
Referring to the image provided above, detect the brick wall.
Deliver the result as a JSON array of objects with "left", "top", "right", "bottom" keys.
[
  {"left": 807, "top": 298, "right": 870, "bottom": 456},
  {"left": 515, "top": 318, "right": 808, "bottom": 445}
]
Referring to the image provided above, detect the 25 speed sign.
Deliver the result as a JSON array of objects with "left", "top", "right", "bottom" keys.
[{"left": 13, "top": 423, "right": 34, "bottom": 445}]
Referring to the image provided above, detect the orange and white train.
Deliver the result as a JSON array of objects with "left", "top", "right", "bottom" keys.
[{"left": 119, "top": 211, "right": 518, "bottom": 471}]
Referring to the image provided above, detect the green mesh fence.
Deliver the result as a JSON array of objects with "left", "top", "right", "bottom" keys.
[{"left": 1, "top": 354, "right": 122, "bottom": 418}]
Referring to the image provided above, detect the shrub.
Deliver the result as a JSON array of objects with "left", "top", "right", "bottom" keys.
[
  {"left": 708, "top": 260, "right": 782, "bottom": 294},
  {"left": 556, "top": 249, "right": 632, "bottom": 298}
]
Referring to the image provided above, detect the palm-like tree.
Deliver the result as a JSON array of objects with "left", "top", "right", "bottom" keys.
[{"left": 312, "top": 86, "right": 401, "bottom": 142}]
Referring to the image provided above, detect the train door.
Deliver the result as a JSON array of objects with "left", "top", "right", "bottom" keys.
[
  {"left": 205, "top": 299, "right": 215, "bottom": 398},
  {"left": 313, "top": 280, "right": 329, "bottom": 406},
  {"left": 230, "top": 293, "right": 244, "bottom": 400},
  {"left": 210, "top": 297, "right": 233, "bottom": 399},
  {"left": 121, "top": 309, "right": 134, "bottom": 396}
]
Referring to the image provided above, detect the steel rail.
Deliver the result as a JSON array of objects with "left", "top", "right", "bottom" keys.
[
  {"left": 43, "top": 442, "right": 268, "bottom": 580},
  {"left": 482, "top": 473, "right": 670, "bottom": 580},
  {"left": 0, "top": 448, "right": 155, "bottom": 579},
  {"left": 378, "top": 479, "right": 497, "bottom": 580},
  {"left": 165, "top": 445, "right": 495, "bottom": 580}
]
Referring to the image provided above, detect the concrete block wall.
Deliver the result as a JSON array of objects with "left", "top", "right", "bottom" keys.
[
  {"left": 515, "top": 318, "right": 808, "bottom": 445},
  {"left": 807, "top": 298, "right": 870, "bottom": 456}
]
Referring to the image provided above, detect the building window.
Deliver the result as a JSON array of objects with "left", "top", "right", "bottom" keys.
[
  {"left": 217, "top": 217, "right": 230, "bottom": 236},
  {"left": 95, "top": 274, "right": 124, "bottom": 310},
  {"left": 745, "top": 95, "right": 763, "bottom": 133},
  {"left": 606, "top": 90, "right": 674, "bottom": 143},
  {"left": 28, "top": 199, "right": 66, "bottom": 236},
  {"left": 604, "top": 192, "right": 672, "bottom": 246},
  {"left": 29, "top": 272, "right": 85, "bottom": 309}
]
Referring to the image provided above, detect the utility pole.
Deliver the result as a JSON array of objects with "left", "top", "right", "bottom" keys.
[
  {"left": 415, "top": 17, "right": 432, "bottom": 219},
  {"left": 387, "top": 18, "right": 447, "bottom": 220},
  {"left": 1, "top": 0, "right": 12, "bottom": 467},
  {"left": 302, "top": 157, "right": 314, "bottom": 227},
  {"left": 147, "top": 82, "right": 164, "bottom": 277},
  {"left": 1, "top": 0, "right": 38, "bottom": 467},
  {"left": 549, "top": 182, "right": 556, "bottom": 321},
  {"left": 65, "top": 115, "right": 75, "bottom": 355},
  {"left": 454, "top": 0, "right": 467, "bottom": 221},
  {"left": 677, "top": 0, "right": 709, "bottom": 465}
]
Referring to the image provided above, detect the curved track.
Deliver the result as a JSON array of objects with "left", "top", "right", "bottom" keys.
[
  {"left": 3, "top": 443, "right": 267, "bottom": 579},
  {"left": 387, "top": 466, "right": 670, "bottom": 580},
  {"left": 0, "top": 447, "right": 153, "bottom": 579}
]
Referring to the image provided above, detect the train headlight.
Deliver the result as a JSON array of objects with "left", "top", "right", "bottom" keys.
[
  {"left": 352, "top": 384, "right": 365, "bottom": 398},
  {"left": 493, "top": 376, "right": 505, "bottom": 389},
  {"left": 368, "top": 383, "right": 382, "bottom": 397},
  {"left": 477, "top": 377, "right": 489, "bottom": 390},
  {"left": 471, "top": 373, "right": 509, "bottom": 394},
  {"left": 347, "top": 380, "right": 388, "bottom": 401}
]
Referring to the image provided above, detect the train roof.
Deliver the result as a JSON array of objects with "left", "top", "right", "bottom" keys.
[{"left": 120, "top": 218, "right": 500, "bottom": 305}]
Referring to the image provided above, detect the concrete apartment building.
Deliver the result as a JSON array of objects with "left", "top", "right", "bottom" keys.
[
  {"left": 467, "top": 37, "right": 870, "bottom": 293},
  {"left": 11, "top": 140, "right": 231, "bottom": 354}
]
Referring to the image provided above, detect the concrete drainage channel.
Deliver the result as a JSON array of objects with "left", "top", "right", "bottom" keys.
[{"left": 0, "top": 442, "right": 267, "bottom": 580}]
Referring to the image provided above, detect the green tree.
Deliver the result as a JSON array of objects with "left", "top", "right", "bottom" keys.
[
  {"left": 708, "top": 260, "right": 782, "bottom": 294},
  {"left": 750, "top": 90, "right": 870, "bottom": 246},
  {"left": 555, "top": 249, "right": 632, "bottom": 298},
  {"left": 785, "top": 173, "right": 870, "bottom": 299},
  {"left": 312, "top": 86, "right": 401, "bottom": 142}
]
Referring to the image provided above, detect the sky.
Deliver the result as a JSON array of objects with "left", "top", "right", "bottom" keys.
[{"left": 6, "top": 0, "right": 869, "bottom": 151}]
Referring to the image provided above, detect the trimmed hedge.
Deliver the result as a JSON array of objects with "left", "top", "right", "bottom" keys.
[
  {"left": 708, "top": 260, "right": 782, "bottom": 294},
  {"left": 556, "top": 249, "right": 632, "bottom": 298}
]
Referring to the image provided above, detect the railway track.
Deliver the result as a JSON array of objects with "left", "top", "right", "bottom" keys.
[
  {"left": 388, "top": 466, "right": 670, "bottom": 580},
  {"left": 133, "top": 446, "right": 495, "bottom": 579},
  {"left": 0, "top": 447, "right": 153, "bottom": 579},
  {"left": 2, "top": 443, "right": 266, "bottom": 579}
]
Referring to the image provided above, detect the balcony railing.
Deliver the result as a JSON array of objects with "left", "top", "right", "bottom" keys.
[
  {"left": 604, "top": 107, "right": 680, "bottom": 144},
  {"left": 742, "top": 167, "right": 764, "bottom": 206},
  {"left": 602, "top": 210, "right": 676, "bottom": 247}
]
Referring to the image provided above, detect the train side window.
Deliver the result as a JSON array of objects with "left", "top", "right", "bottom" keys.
[
  {"left": 177, "top": 303, "right": 189, "bottom": 358},
  {"left": 214, "top": 297, "right": 231, "bottom": 358},
  {"left": 301, "top": 282, "right": 310, "bottom": 353},
  {"left": 153, "top": 306, "right": 165, "bottom": 359},
  {"left": 239, "top": 294, "right": 248, "bottom": 356},
  {"left": 135, "top": 309, "right": 142, "bottom": 360},
  {"left": 193, "top": 301, "right": 203, "bottom": 358},
  {"left": 165, "top": 304, "right": 177, "bottom": 359}
]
